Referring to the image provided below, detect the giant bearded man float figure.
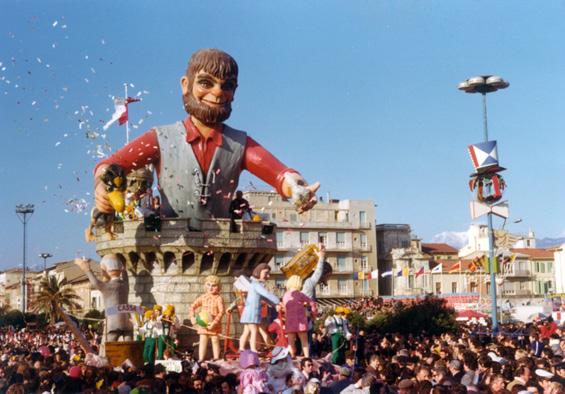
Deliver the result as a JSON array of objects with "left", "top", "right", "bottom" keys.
[{"left": 94, "top": 48, "right": 319, "bottom": 223}]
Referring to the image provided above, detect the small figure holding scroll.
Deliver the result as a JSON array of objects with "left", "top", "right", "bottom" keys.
[{"left": 239, "top": 263, "right": 280, "bottom": 353}]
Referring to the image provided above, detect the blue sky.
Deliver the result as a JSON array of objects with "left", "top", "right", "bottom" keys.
[{"left": 1, "top": 1, "right": 564, "bottom": 270}]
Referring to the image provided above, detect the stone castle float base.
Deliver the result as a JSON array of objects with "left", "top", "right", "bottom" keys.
[{"left": 96, "top": 218, "right": 276, "bottom": 351}]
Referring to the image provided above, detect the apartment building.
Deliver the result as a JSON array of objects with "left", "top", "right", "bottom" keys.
[
  {"left": 245, "top": 191, "right": 377, "bottom": 302},
  {"left": 0, "top": 262, "right": 103, "bottom": 316},
  {"left": 554, "top": 245, "right": 565, "bottom": 295},
  {"left": 0, "top": 269, "right": 29, "bottom": 311},
  {"left": 376, "top": 224, "right": 411, "bottom": 295},
  {"left": 48, "top": 260, "right": 103, "bottom": 313},
  {"left": 389, "top": 228, "right": 555, "bottom": 308}
]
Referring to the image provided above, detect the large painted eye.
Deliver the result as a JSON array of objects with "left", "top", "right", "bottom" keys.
[{"left": 197, "top": 78, "right": 213, "bottom": 88}]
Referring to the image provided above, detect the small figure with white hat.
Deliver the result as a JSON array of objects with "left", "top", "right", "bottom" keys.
[
  {"left": 325, "top": 306, "right": 352, "bottom": 365},
  {"left": 75, "top": 254, "right": 133, "bottom": 342}
]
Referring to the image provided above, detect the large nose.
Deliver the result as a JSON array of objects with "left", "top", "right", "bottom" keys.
[{"left": 211, "top": 83, "right": 223, "bottom": 97}]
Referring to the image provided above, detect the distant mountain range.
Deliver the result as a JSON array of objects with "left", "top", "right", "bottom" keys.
[
  {"left": 536, "top": 237, "right": 565, "bottom": 248},
  {"left": 429, "top": 232, "right": 565, "bottom": 250}
]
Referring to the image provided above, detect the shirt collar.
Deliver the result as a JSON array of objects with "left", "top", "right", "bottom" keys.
[{"left": 184, "top": 116, "right": 223, "bottom": 146}]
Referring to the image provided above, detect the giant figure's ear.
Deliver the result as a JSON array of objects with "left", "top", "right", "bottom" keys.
[{"left": 180, "top": 75, "right": 190, "bottom": 95}]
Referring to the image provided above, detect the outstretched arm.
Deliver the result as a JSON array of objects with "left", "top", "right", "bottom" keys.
[
  {"left": 255, "top": 283, "right": 280, "bottom": 306},
  {"left": 74, "top": 258, "right": 104, "bottom": 290},
  {"left": 243, "top": 137, "right": 320, "bottom": 213}
]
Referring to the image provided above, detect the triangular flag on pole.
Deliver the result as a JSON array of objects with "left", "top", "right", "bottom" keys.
[
  {"left": 415, "top": 267, "right": 425, "bottom": 277},
  {"left": 103, "top": 96, "right": 140, "bottom": 131},
  {"left": 431, "top": 264, "right": 442, "bottom": 274},
  {"left": 448, "top": 261, "right": 462, "bottom": 273}
]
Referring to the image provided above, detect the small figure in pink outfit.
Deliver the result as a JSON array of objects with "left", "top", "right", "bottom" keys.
[
  {"left": 237, "top": 350, "right": 268, "bottom": 394},
  {"left": 282, "top": 275, "right": 317, "bottom": 358}
]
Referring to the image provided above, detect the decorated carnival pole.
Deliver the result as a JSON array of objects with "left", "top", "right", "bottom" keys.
[{"left": 459, "top": 75, "right": 509, "bottom": 333}]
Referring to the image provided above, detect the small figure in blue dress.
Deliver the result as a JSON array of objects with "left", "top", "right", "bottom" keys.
[{"left": 239, "top": 263, "right": 280, "bottom": 353}]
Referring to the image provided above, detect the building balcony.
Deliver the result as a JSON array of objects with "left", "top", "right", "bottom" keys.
[
  {"left": 505, "top": 269, "right": 532, "bottom": 278},
  {"left": 335, "top": 264, "right": 353, "bottom": 273},
  {"left": 393, "top": 288, "right": 426, "bottom": 296},
  {"left": 501, "top": 289, "right": 532, "bottom": 297},
  {"left": 358, "top": 244, "right": 372, "bottom": 252},
  {"left": 276, "top": 244, "right": 354, "bottom": 253},
  {"left": 276, "top": 222, "right": 367, "bottom": 230},
  {"left": 336, "top": 289, "right": 354, "bottom": 297}
]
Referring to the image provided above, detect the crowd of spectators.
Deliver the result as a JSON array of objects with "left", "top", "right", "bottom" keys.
[{"left": 0, "top": 302, "right": 564, "bottom": 393}]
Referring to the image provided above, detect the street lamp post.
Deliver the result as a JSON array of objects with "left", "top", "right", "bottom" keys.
[
  {"left": 39, "top": 252, "right": 53, "bottom": 273},
  {"left": 458, "top": 75, "right": 509, "bottom": 333},
  {"left": 15, "top": 204, "right": 35, "bottom": 314}
]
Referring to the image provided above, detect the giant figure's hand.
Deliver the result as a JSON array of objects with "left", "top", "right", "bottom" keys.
[
  {"left": 94, "top": 164, "right": 113, "bottom": 213},
  {"left": 281, "top": 173, "right": 320, "bottom": 214}
]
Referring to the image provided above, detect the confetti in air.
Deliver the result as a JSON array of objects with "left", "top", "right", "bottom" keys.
[{"left": 64, "top": 198, "right": 88, "bottom": 213}]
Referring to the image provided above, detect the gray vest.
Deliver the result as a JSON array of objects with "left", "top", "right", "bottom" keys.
[{"left": 156, "top": 121, "right": 246, "bottom": 225}]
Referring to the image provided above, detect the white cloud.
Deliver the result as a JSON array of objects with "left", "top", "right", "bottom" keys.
[{"left": 429, "top": 231, "right": 468, "bottom": 250}]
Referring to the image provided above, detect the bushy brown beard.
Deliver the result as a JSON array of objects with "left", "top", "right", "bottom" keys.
[{"left": 183, "top": 92, "right": 232, "bottom": 125}]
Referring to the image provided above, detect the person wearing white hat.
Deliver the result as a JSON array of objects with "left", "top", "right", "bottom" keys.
[
  {"left": 267, "top": 346, "right": 302, "bottom": 394},
  {"left": 75, "top": 255, "right": 133, "bottom": 341},
  {"left": 536, "top": 368, "right": 556, "bottom": 393}
]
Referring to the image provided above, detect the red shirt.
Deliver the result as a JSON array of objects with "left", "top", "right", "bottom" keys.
[{"left": 97, "top": 117, "right": 296, "bottom": 195}]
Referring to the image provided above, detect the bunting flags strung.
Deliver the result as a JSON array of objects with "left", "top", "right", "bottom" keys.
[{"left": 352, "top": 269, "right": 380, "bottom": 280}]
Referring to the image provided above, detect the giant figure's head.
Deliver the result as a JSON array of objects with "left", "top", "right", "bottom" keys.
[{"left": 181, "top": 48, "right": 239, "bottom": 125}]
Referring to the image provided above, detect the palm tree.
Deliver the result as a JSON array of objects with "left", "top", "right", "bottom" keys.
[{"left": 32, "top": 275, "right": 82, "bottom": 325}]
